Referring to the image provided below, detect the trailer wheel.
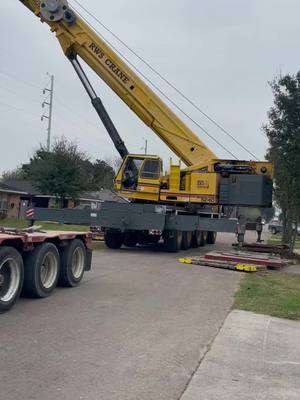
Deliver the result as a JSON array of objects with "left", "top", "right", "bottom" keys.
[
  {"left": 182, "top": 231, "right": 193, "bottom": 250},
  {"left": 164, "top": 230, "right": 183, "bottom": 252},
  {"left": 207, "top": 231, "right": 217, "bottom": 245},
  {"left": 59, "top": 239, "right": 86, "bottom": 287},
  {"left": 124, "top": 232, "right": 138, "bottom": 247},
  {"left": 105, "top": 231, "right": 124, "bottom": 249},
  {"left": 271, "top": 227, "right": 277, "bottom": 235},
  {"left": 191, "top": 231, "right": 202, "bottom": 248},
  {"left": 23, "top": 243, "right": 60, "bottom": 298},
  {"left": 0, "top": 247, "right": 24, "bottom": 314},
  {"left": 199, "top": 231, "right": 207, "bottom": 247}
]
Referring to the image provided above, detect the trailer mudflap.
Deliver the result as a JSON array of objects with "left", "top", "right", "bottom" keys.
[{"left": 85, "top": 249, "right": 92, "bottom": 271}]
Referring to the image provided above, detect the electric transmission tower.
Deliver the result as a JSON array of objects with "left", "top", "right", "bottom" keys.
[{"left": 41, "top": 73, "right": 54, "bottom": 151}]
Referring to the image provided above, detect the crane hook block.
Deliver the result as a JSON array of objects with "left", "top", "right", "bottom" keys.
[{"left": 40, "top": 0, "right": 75, "bottom": 24}]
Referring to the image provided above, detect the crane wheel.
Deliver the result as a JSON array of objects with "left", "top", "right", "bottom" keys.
[
  {"left": 191, "top": 231, "right": 201, "bottom": 248},
  {"left": 0, "top": 247, "right": 24, "bottom": 314},
  {"left": 199, "top": 231, "right": 208, "bottom": 247},
  {"left": 207, "top": 231, "right": 217, "bottom": 245},
  {"left": 163, "top": 230, "right": 183, "bottom": 252},
  {"left": 124, "top": 232, "right": 138, "bottom": 247},
  {"left": 105, "top": 231, "right": 124, "bottom": 249},
  {"left": 149, "top": 235, "right": 161, "bottom": 244},
  {"left": 182, "top": 231, "right": 193, "bottom": 250}
]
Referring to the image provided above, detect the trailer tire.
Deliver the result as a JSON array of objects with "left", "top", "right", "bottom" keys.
[
  {"left": 207, "top": 231, "right": 217, "bottom": 245},
  {"left": 182, "top": 231, "right": 193, "bottom": 250},
  {"left": 105, "top": 231, "right": 124, "bottom": 249},
  {"left": 59, "top": 239, "right": 86, "bottom": 287},
  {"left": 164, "top": 230, "right": 183, "bottom": 252},
  {"left": 0, "top": 247, "right": 24, "bottom": 314},
  {"left": 23, "top": 243, "right": 60, "bottom": 298}
]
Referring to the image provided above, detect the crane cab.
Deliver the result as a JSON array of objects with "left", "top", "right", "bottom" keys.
[{"left": 115, "top": 155, "right": 162, "bottom": 202}]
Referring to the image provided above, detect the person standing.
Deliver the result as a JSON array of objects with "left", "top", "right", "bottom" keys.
[{"left": 256, "top": 217, "right": 263, "bottom": 243}]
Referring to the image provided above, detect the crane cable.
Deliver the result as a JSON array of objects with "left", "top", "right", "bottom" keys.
[
  {"left": 71, "top": 0, "right": 258, "bottom": 161},
  {"left": 70, "top": 2, "right": 238, "bottom": 159}
]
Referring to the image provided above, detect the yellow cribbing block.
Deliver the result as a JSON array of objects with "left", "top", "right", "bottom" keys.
[
  {"left": 236, "top": 264, "right": 257, "bottom": 272},
  {"left": 179, "top": 258, "right": 192, "bottom": 264}
]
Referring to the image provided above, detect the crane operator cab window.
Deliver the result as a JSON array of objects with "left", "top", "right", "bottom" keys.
[
  {"left": 121, "top": 157, "right": 161, "bottom": 190},
  {"left": 140, "top": 159, "right": 161, "bottom": 180}
]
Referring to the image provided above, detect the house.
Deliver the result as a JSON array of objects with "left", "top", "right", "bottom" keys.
[
  {"left": 77, "top": 189, "right": 127, "bottom": 210},
  {"left": 0, "top": 182, "right": 27, "bottom": 219},
  {"left": 2, "top": 180, "right": 126, "bottom": 217},
  {"left": 3, "top": 179, "right": 74, "bottom": 209}
]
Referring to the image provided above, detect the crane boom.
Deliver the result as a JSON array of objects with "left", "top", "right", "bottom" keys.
[{"left": 19, "top": 0, "right": 216, "bottom": 167}]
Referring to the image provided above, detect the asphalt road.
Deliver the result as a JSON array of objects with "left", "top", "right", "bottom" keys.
[{"left": 0, "top": 234, "right": 240, "bottom": 400}]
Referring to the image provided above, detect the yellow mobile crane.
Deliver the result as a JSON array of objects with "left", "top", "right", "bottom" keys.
[{"left": 18, "top": 0, "right": 273, "bottom": 251}]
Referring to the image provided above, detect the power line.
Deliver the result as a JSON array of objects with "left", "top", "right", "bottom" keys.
[
  {"left": 0, "top": 70, "right": 42, "bottom": 90},
  {"left": 70, "top": 3, "right": 237, "bottom": 159},
  {"left": 0, "top": 100, "right": 41, "bottom": 122},
  {"left": 0, "top": 73, "right": 105, "bottom": 134},
  {"left": 0, "top": 83, "right": 41, "bottom": 104},
  {"left": 71, "top": 0, "right": 258, "bottom": 160}
]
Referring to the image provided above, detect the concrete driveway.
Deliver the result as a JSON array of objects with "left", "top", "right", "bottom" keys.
[
  {"left": 182, "top": 310, "right": 300, "bottom": 400},
  {"left": 0, "top": 235, "right": 240, "bottom": 400}
]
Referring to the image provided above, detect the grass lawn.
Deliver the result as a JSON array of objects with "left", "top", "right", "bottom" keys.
[
  {"left": 234, "top": 272, "right": 300, "bottom": 320},
  {"left": 0, "top": 218, "right": 89, "bottom": 232},
  {"left": 268, "top": 234, "right": 300, "bottom": 249}
]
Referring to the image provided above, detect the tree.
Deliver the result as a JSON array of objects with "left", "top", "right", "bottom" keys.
[
  {"left": 105, "top": 155, "right": 122, "bottom": 174},
  {"left": 91, "top": 159, "right": 115, "bottom": 189},
  {"left": 1, "top": 167, "right": 26, "bottom": 181},
  {"left": 24, "top": 137, "right": 115, "bottom": 205},
  {"left": 263, "top": 72, "right": 300, "bottom": 252}
]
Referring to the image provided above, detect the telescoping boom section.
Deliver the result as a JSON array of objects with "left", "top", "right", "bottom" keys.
[
  {"left": 19, "top": 0, "right": 273, "bottom": 207},
  {"left": 19, "top": 0, "right": 216, "bottom": 167}
]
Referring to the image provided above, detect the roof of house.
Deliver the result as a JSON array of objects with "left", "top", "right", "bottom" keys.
[
  {"left": 2, "top": 179, "right": 39, "bottom": 195},
  {"left": 2, "top": 180, "right": 127, "bottom": 203},
  {"left": 0, "top": 182, "right": 28, "bottom": 195},
  {"left": 80, "top": 189, "right": 127, "bottom": 203}
]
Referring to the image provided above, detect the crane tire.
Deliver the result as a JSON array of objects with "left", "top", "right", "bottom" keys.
[
  {"left": 182, "top": 231, "right": 193, "bottom": 250},
  {"left": 164, "top": 230, "right": 183, "bottom": 252},
  {"left": 105, "top": 231, "right": 124, "bottom": 249},
  {"left": 199, "top": 231, "right": 207, "bottom": 247},
  {"left": 124, "top": 232, "right": 138, "bottom": 247},
  {"left": 207, "top": 231, "right": 217, "bottom": 245},
  {"left": 191, "top": 231, "right": 200, "bottom": 248}
]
